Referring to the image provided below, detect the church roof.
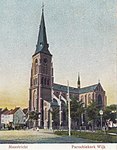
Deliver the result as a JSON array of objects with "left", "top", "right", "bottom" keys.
[
  {"left": 53, "top": 83, "right": 78, "bottom": 94},
  {"left": 53, "top": 83, "right": 98, "bottom": 94},
  {"left": 35, "top": 8, "right": 51, "bottom": 56},
  {"left": 79, "top": 84, "right": 98, "bottom": 94}
]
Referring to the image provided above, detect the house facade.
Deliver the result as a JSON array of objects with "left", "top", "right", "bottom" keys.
[
  {"left": 29, "top": 8, "right": 107, "bottom": 129},
  {"left": 1, "top": 107, "right": 26, "bottom": 129},
  {"left": 0, "top": 108, "right": 8, "bottom": 129}
]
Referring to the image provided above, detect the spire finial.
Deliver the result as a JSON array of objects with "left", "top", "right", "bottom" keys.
[
  {"left": 42, "top": 2, "right": 44, "bottom": 12},
  {"left": 77, "top": 72, "right": 81, "bottom": 88},
  {"left": 98, "top": 79, "right": 100, "bottom": 83}
]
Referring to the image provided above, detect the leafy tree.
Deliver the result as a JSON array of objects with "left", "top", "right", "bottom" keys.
[
  {"left": 70, "top": 98, "right": 85, "bottom": 128},
  {"left": 29, "top": 111, "right": 39, "bottom": 127},
  {"left": 51, "top": 107, "right": 59, "bottom": 128},
  {"left": 103, "top": 104, "right": 117, "bottom": 122},
  {"left": 29, "top": 111, "right": 39, "bottom": 120},
  {"left": 86, "top": 101, "right": 99, "bottom": 128}
]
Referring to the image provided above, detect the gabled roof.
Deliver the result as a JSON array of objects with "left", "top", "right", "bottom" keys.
[
  {"left": 79, "top": 84, "right": 98, "bottom": 94},
  {"left": 2, "top": 107, "right": 20, "bottom": 115},
  {"left": 53, "top": 83, "right": 98, "bottom": 94},
  {"left": 0, "top": 108, "right": 8, "bottom": 114},
  {"left": 2, "top": 110, "right": 11, "bottom": 115},
  {"left": 10, "top": 107, "right": 20, "bottom": 114}
]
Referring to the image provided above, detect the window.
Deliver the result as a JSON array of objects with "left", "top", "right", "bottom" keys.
[
  {"left": 44, "top": 78, "right": 46, "bottom": 85},
  {"left": 35, "top": 78, "right": 37, "bottom": 85},
  {"left": 34, "top": 59, "right": 38, "bottom": 75},
  {"left": 98, "top": 94, "right": 102, "bottom": 105},
  {"left": 81, "top": 95, "right": 84, "bottom": 101},
  {"left": 33, "top": 90, "right": 37, "bottom": 111},
  {"left": 41, "top": 77, "right": 43, "bottom": 84},
  {"left": 47, "top": 79, "right": 50, "bottom": 86},
  {"left": 34, "top": 78, "right": 38, "bottom": 85},
  {"left": 85, "top": 95, "right": 87, "bottom": 106},
  {"left": 88, "top": 94, "right": 91, "bottom": 104},
  {"left": 43, "top": 59, "right": 48, "bottom": 74}
]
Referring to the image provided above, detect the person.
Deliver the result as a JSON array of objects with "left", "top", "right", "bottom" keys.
[{"left": 36, "top": 127, "right": 39, "bottom": 131}]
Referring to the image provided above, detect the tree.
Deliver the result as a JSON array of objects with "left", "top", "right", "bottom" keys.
[
  {"left": 86, "top": 101, "right": 99, "bottom": 129},
  {"left": 29, "top": 111, "right": 39, "bottom": 127},
  {"left": 103, "top": 104, "right": 117, "bottom": 122},
  {"left": 51, "top": 107, "right": 59, "bottom": 129},
  {"left": 70, "top": 98, "right": 85, "bottom": 129}
]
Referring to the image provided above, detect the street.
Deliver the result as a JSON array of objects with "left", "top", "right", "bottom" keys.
[{"left": 0, "top": 129, "right": 93, "bottom": 143}]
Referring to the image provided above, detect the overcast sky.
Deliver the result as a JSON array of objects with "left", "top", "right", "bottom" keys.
[{"left": 0, "top": 0, "right": 116, "bottom": 108}]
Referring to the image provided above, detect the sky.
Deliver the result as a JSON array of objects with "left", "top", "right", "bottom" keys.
[{"left": 0, "top": 0, "right": 116, "bottom": 109}]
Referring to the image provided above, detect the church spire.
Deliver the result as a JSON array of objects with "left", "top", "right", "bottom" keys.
[
  {"left": 35, "top": 5, "right": 51, "bottom": 55},
  {"left": 77, "top": 72, "right": 80, "bottom": 88}
]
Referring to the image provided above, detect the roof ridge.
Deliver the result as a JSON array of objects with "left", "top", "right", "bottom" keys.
[
  {"left": 80, "top": 84, "right": 98, "bottom": 89},
  {"left": 54, "top": 83, "right": 77, "bottom": 89}
]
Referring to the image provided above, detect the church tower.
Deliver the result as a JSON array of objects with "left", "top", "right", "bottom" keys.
[{"left": 29, "top": 7, "right": 53, "bottom": 128}]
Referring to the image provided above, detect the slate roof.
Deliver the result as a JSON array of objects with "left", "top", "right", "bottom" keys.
[
  {"left": 2, "top": 107, "right": 20, "bottom": 115},
  {"left": 79, "top": 84, "right": 98, "bottom": 94},
  {"left": 53, "top": 83, "right": 78, "bottom": 94},
  {"left": 34, "top": 9, "right": 51, "bottom": 56},
  {"left": 53, "top": 83, "right": 98, "bottom": 94}
]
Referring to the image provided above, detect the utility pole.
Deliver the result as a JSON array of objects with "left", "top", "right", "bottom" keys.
[{"left": 67, "top": 81, "right": 71, "bottom": 136}]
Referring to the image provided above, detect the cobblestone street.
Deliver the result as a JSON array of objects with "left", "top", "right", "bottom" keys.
[{"left": 0, "top": 129, "right": 93, "bottom": 143}]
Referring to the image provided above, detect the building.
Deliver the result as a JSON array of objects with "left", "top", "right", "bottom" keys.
[
  {"left": 29, "top": 8, "right": 107, "bottom": 129},
  {"left": 1, "top": 107, "right": 26, "bottom": 129},
  {"left": 0, "top": 108, "right": 8, "bottom": 129}
]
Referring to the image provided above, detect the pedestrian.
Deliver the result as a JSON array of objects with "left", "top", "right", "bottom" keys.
[{"left": 36, "top": 127, "right": 39, "bottom": 131}]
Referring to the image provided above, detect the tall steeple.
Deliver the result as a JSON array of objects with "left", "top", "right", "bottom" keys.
[
  {"left": 35, "top": 5, "right": 51, "bottom": 55},
  {"left": 77, "top": 72, "right": 81, "bottom": 88}
]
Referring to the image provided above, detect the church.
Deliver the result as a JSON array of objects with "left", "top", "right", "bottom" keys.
[{"left": 29, "top": 8, "right": 107, "bottom": 129}]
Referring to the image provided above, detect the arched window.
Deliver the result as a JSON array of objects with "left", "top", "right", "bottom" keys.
[
  {"left": 88, "top": 94, "right": 91, "bottom": 104},
  {"left": 34, "top": 59, "right": 38, "bottom": 75},
  {"left": 35, "top": 78, "right": 37, "bottom": 85},
  {"left": 81, "top": 95, "right": 84, "bottom": 102},
  {"left": 34, "top": 78, "right": 37, "bottom": 85},
  {"left": 98, "top": 94, "right": 102, "bottom": 105},
  {"left": 47, "top": 79, "right": 50, "bottom": 86},
  {"left": 85, "top": 94, "right": 87, "bottom": 106},
  {"left": 44, "top": 78, "right": 46, "bottom": 85},
  {"left": 41, "top": 77, "right": 44, "bottom": 85},
  {"left": 33, "top": 90, "right": 37, "bottom": 111}
]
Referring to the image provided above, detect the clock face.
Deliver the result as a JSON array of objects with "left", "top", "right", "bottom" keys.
[{"left": 44, "top": 58, "right": 47, "bottom": 63}]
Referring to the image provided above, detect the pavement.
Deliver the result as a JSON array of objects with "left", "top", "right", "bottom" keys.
[{"left": 0, "top": 129, "right": 93, "bottom": 143}]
